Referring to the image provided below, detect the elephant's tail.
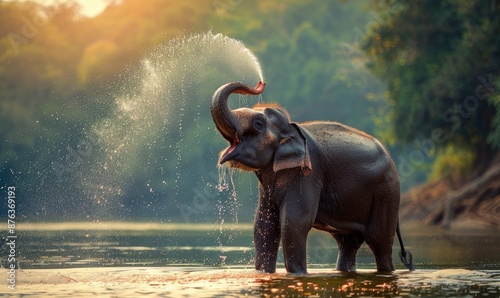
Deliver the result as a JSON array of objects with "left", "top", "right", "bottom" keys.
[{"left": 396, "top": 221, "right": 415, "bottom": 271}]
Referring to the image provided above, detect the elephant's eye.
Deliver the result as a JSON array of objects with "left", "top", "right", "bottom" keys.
[{"left": 252, "top": 117, "right": 266, "bottom": 132}]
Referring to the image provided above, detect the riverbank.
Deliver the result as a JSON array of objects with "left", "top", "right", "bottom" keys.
[{"left": 400, "top": 162, "right": 500, "bottom": 229}]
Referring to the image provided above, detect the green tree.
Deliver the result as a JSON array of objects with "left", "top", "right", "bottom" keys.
[{"left": 363, "top": 0, "right": 500, "bottom": 175}]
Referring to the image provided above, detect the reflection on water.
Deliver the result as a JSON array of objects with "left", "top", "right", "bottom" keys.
[
  {"left": 251, "top": 270, "right": 500, "bottom": 297},
  {"left": 255, "top": 272, "right": 401, "bottom": 296},
  {"left": 13, "top": 268, "right": 500, "bottom": 297},
  {"left": 2, "top": 222, "right": 500, "bottom": 297}
]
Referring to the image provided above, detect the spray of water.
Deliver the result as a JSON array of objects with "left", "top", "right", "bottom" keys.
[{"left": 76, "top": 32, "right": 264, "bottom": 221}]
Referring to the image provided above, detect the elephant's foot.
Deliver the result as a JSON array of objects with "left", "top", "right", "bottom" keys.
[
  {"left": 336, "top": 249, "right": 358, "bottom": 272},
  {"left": 283, "top": 252, "right": 308, "bottom": 275},
  {"left": 255, "top": 258, "right": 278, "bottom": 273},
  {"left": 333, "top": 233, "right": 362, "bottom": 273},
  {"left": 255, "top": 261, "right": 277, "bottom": 273},
  {"left": 283, "top": 247, "right": 308, "bottom": 275},
  {"left": 374, "top": 255, "right": 394, "bottom": 273},
  {"left": 255, "top": 267, "right": 276, "bottom": 274},
  {"left": 336, "top": 261, "right": 356, "bottom": 273},
  {"left": 285, "top": 264, "right": 308, "bottom": 275},
  {"left": 367, "top": 238, "right": 395, "bottom": 273}
]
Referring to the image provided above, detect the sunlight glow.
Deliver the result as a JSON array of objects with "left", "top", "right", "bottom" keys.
[{"left": 26, "top": 0, "right": 109, "bottom": 17}]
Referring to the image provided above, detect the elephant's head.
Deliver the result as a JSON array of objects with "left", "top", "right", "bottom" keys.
[{"left": 211, "top": 81, "right": 312, "bottom": 174}]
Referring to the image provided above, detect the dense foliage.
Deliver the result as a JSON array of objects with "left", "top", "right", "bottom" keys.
[{"left": 363, "top": 0, "right": 500, "bottom": 177}]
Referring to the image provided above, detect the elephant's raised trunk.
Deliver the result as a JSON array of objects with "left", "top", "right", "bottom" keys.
[{"left": 210, "top": 81, "right": 266, "bottom": 143}]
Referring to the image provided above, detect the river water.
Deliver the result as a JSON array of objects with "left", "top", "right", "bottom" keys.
[{"left": 2, "top": 222, "right": 499, "bottom": 297}]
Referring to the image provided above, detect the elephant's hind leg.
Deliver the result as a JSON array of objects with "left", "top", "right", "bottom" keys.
[
  {"left": 365, "top": 186, "right": 399, "bottom": 273},
  {"left": 333, "top": 233, "right": 364, "bottom": 272},
  {"left": 365, "top": 235, "right": 395, "bottom": 273}
]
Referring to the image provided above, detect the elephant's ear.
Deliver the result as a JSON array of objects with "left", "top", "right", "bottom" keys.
[{"left": 273, "top": 123, "right": 312, "bottom": 176}]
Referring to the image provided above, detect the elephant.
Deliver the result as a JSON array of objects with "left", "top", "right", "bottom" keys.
[{"left": 210, "top": 81, "right": 414, "bottom": 274}]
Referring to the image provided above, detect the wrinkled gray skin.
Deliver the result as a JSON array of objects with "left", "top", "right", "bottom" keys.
[{"left": 211, "top": 81, "right": 412, "bottom": 274}]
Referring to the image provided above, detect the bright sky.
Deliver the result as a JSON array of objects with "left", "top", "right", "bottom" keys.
[{"left": 27, "top": 0, "right": 109, "bottom": 17}]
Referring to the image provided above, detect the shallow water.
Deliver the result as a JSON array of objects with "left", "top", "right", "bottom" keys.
[
  {"left": 2, "top": 222, "right": 500, "bottom": 296},
  {"left": 11, "top": 267, "right": 500, "bottom": 297}
]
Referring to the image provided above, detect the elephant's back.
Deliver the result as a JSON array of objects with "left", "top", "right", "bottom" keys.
[
  {"left": 300, "top": 121, "right": 385, "bottom": 156},
  {"left": 299, "top": 121, "right": 395, "bottom": 180}
]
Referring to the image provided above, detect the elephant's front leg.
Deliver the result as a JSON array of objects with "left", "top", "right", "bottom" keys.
[
  {"left": 254, "top": 197, "right": 281, "bottom": 273},
  {"left": 280, "top": 217, "right": 310, "bottom": 274},
  {"left": 280, "top": 198, "right": 318, "bottom": 274},
  {"left": 279, "top": 181, "right": 319, "bottom": 274}
]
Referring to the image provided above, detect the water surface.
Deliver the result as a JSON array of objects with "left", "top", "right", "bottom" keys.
[{"left": 2, "top": 222, "right": 500, "bottom": 297}]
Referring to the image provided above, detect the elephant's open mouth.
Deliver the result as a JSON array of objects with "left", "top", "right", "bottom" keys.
[{"left": 220, "top": 139, "right": 240, "bottom": 164}]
